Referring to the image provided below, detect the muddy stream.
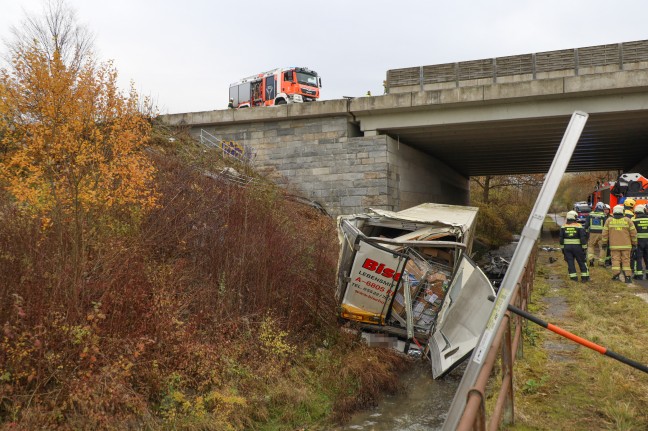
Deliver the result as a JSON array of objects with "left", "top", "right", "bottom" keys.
[{"left": 334, "top": 362, "right": 467, "bottom": 431}]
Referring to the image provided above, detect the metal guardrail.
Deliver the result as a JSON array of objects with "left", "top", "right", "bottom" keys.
[
  {"left": 387, "top": 40, "right": 648, "bottom": 91},
  {"left": 199, "top": 129, "right": 256, "bottom": 186},
  {"left": 199, "top": 129, "right": 251, "bottom": 162},
  {"left": 456, "top": 246, "right": 537, "bottom": 430},
  {"left": 445, "top": 111, "right": 588, "bottom": 430}
]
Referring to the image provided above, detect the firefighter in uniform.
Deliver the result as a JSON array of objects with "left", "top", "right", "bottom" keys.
[
  {"left": 559, "top": 210, "right": 589, "bottom": 282},
  {"left": 584, "top": 202, "right": 607, "bottom": 266},
  {"left": 623, "top": 198, "right": 637, "bottom": 273},
  {"left": 623, "top": 197, "right": 635, "bottom": 219},
  {"left": 603, "top": 204, "right": 612, "bottom": 266},
  {"left": 602, "top": 204, "right": 637, "bottom": 283},
  {"left": 632, "top": 204, "right": 648, "bottom": 280}
]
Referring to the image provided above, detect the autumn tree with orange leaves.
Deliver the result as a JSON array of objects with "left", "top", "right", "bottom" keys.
[{"left": 0, "top": 0, "right": 157, "bottom": 294}]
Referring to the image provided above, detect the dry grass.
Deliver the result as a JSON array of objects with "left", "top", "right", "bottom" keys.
[{"left": 505, "top": 223, "right": 648, "bottom": 430}]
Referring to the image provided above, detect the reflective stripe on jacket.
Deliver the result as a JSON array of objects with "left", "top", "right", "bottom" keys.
[
  {"left": 634, "top": 214, "right": 648, "bottom": 240},
  {"left": 559, "top": 222, "right": 587, "bottom": 248}
]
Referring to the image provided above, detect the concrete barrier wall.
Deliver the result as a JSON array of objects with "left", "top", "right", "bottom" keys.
[
  {"left": 164, "top": 99, "right": 350, "bottom": 127},
  {"left": 387, "top": 40, "right": 648, "bottom": 93}
]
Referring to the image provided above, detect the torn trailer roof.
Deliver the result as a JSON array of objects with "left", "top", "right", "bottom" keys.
[{"left": 335, "top": 203, "right": 495, "bottom": 378}]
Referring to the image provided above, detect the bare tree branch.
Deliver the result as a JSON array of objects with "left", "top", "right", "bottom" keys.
[
  {"left": 471, "top": 174, "right": 545, "bottom": 203},
  {"left": 5, "top": 0, "right": 95, "bottom": 72}
]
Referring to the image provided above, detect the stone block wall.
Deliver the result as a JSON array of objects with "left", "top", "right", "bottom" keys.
[
  {"left": 192, "top": 116, "right": 399, "bottom": 216},
  {"left": 182, "top": 111, "right": 471, "bottom": 217}
]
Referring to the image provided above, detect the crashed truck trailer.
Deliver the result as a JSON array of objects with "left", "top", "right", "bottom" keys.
[{"left": 335, "top": 203, "right": 496, "bottom": 378}]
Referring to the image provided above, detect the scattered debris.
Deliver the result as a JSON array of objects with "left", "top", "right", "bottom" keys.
[
  {"left": 636, "top": 292, "right": 648, "bottom": 304},
  {"left": 203, "top": 166, "right": 254, "bottom": 186},
  {"left": 284, "top": 194, "right": 330, "bottom": 216},
  {"left": 482, "top": 256, "right": 510, "bottom": 290},
  {"left": 541, "top": 246, "right": 561, "bottom": 252}
]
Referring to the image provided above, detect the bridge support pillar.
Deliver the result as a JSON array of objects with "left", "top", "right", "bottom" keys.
[{"left": 385, "top": 136, "right": 470, "bottom": 210}]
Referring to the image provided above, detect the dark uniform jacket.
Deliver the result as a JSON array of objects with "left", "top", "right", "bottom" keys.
[
  {"left": 634, "top": 213, "right": 648, "bottom": 242},
  {"left": 559, "top": 221, "right": 587, "bottom": 249}
]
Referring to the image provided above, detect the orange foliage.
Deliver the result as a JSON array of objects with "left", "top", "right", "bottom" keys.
[{"left": 0, "top": 45, "right": 157, "bottom": 226}]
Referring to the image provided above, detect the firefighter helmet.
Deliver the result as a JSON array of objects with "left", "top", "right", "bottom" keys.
[
  {"left": 635, "top": 204, "right": 646, "bottom": 214},
  {"left": 624, "top": 197, "right": 636, "bottom": 208},
  {"left": 595, "top": 202, "right": 605, "bottom": 211},
  {"left": 566, "top": 210, "right": 578, "bottom": 221},
  {"left": 605, "top": 204, "right": 610, "bottom": 210},
  {"left": 613, "top": 205, "right": 624, "bottom": 215}
]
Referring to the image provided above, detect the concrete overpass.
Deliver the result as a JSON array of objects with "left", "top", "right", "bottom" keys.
[{"left": 161, "top": 40, "right": 648, "bottom": 216}]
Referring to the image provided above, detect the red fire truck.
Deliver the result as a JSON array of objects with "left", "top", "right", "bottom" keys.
[
  {"left": 228, "top": 67, "right": 321, "bottom": 108},
  {"left": 589, "top": 172, "right": 648, "bottom": 209}
]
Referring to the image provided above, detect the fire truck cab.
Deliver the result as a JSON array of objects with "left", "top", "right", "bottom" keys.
[
  {"left": 590, "top": 172, "right": 648, "bottom": 209},
  {"left": 228, "top": 67, "right": 321, "bottom": 108}
]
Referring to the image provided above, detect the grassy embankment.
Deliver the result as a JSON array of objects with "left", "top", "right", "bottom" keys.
[
  {"left": 503, "top": 217, "right": 648, "bottom": 430},
  {"left": 0, "top": 126, "right": 409, "bottom": 430}
]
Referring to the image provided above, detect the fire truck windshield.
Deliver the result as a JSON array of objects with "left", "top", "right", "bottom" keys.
[{"left": 296, "top": 72, "right": 318, "bottom": 87}]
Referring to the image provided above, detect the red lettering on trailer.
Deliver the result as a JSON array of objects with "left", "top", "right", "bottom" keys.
[{"left": 361, "top": 258, "right": 402, "bottom": 281}]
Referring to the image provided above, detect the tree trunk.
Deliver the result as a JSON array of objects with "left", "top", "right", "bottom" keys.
[{"left": 483, "top": 175, "right": 491, "bottom": 204}]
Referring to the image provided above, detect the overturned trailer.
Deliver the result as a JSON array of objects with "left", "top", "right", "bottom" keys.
[{"left": 335, "top": 203, "right": 496, "bottom": 378}]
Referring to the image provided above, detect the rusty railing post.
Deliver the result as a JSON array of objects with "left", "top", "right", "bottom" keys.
[
  {"left": 467, "top": 389, "right": 486, "bottom": 431},
  {"left": 500, "top": 316, "right": 515, "bottom": 426}
]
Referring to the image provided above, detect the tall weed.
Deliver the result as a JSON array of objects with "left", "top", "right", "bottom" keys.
[{"left": 0, "top": 130, "right": 383, "bottom": 429}]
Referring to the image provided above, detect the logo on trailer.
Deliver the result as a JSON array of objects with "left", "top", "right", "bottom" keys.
[{"left": 362, "top": 258, "right": 402, "bottom": 281}]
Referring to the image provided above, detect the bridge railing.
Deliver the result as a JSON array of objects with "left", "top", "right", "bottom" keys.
[
  {"left": 387, "top": 39, "right": 648, "bottom": 93},
  {"left": 454, "top": 245, "right": 538, "bottom": 430},
  {"left": 199, "top": 129, "right": 252, "bottom": 163}
]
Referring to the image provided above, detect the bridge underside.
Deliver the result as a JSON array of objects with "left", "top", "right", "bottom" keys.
[
  {"left": 352, "top": 81, "right": 648, "bottom": 178},
  {"left": 377, "top": 109, "right": 648, "bottom": 176}
]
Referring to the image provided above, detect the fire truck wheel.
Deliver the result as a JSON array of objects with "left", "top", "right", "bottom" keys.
[{"left": 275, "top": 99, "right": 287, "bottom": 105}]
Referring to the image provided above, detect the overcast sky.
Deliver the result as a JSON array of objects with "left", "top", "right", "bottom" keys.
[{"left": 2, "top": 0, "right": 648, "bottom": 114}]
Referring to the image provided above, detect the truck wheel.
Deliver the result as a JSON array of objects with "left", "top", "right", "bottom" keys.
[{"left": 275, "top": 99, "right": 287, "bottom": 105}]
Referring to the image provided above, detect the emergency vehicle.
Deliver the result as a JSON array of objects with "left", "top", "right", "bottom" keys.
[
  {"left": 573, "top": 201, "right": 591, "bottom": 224},
  {"left": 589, "top": 172, "right": 648, "bottom": 209},
  {"left": 228, "top": 67, "right": 321, "bottom": 108}
]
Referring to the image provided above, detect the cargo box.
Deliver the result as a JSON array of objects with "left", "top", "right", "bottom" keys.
[{"left": 335, "top": 203, "right": 495, "bottom": 378}]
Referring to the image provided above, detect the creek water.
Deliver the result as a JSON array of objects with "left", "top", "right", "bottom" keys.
[
  {"left": 334, "top": 361, "right": 467, "bottom": 431},
  {"left": 335, "top": 240, "right": 519, "bottom": 430}
]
